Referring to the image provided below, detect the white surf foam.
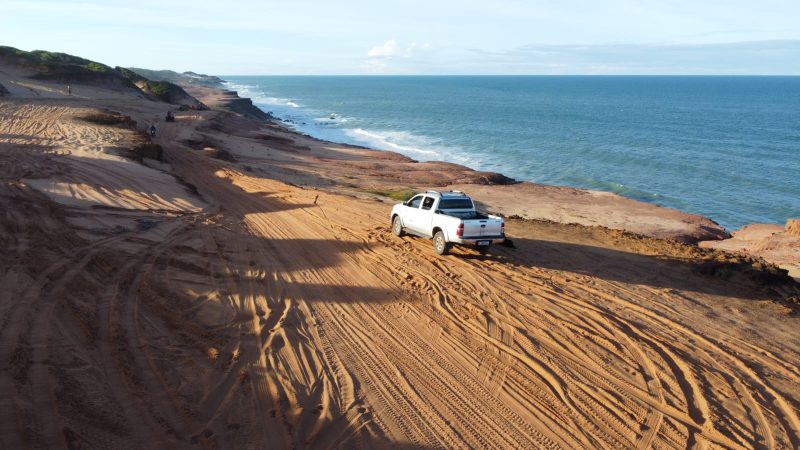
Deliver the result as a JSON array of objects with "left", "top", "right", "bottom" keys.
[
  {"left": 223, "top": 81, "right": 479, "bottom": 168},
  {"left": 224, "top": 82, "right": 301, "bottom": 110},
  {"left": 344, "top": 128, "right": 440, "bottom": 156}
]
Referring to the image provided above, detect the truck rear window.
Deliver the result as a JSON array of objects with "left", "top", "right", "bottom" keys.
[{"left": 439, "top": 199, "right": 473, "bottom": 209}]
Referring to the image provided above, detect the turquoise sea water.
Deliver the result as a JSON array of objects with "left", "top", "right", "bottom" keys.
[{"left": 224, "top": 76, "right": 800, "bottom": 230}]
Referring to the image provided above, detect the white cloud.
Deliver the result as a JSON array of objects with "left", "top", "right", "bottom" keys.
[
  {"left": 364, "top": 40, "right": 435, "bottom": 72},
  {"left": 368, "top": 40, "right": 400, "bottom": 58},
  {"left": 367, "top": 40, "right": 434, "bottom": 59}
]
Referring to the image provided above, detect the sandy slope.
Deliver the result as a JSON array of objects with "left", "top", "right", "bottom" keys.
[
  {"left": 1, "top": 75, "right": 800, "bottom": 449},
  {"left": 701, "top": 223, "right": 800, "bottom": 281}
]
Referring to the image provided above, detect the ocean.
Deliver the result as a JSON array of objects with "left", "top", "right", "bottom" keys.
[{"left": 223, "top": 76, "right": 800, "bottom": 230}]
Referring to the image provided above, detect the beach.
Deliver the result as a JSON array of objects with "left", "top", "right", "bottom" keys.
[{"left": 1, "top": 59, "right": 800, "bottom": 448}]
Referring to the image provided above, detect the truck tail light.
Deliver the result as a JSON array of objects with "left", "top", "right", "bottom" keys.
[{"left": 456, "top": 223, "right": 464, "bottom": 237}]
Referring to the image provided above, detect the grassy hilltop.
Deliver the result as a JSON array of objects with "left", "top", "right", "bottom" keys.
[{"left": 0, "top": 45, "right": 204, "bottom": 105}]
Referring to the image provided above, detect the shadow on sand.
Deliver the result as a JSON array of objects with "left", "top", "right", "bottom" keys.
[{"left": 449, "top": 236, "right": 799, "bottom": 301}]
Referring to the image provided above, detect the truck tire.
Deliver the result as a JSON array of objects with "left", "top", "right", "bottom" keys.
[
  {"left": 392, "top": 216, "right": 404, "bottom": 237},
  {"left": 433, "top": 231, "right": 451, "bottom": 255}
]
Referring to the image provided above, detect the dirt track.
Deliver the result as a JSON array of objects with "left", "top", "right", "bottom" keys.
[{"left": 2, "top": 94, "right": 800, "bottom": 449}]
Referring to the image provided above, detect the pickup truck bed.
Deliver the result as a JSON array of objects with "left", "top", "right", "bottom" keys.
[{"left": 441, "top": 211, "right": 490, "bottom": 220}]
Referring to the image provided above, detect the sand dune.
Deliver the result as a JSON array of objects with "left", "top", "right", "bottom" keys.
[
  {"left": 0, "top": 103, "right": 202, "bottom": 212},
  {"left": 1, "top": 72, "right": 799, "bottom": 449}
]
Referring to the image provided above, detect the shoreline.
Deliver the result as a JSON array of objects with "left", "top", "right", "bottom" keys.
[
  {"left": 190, "top": 83, "right": 731, "bottom": 244},
  {"left": 197, "top": 83, "right": 800, "bottom": 277},
  {"left": 221, "top": 77, "right": 798, "bottom": 233}
]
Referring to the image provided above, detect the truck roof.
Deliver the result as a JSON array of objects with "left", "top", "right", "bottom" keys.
[{"left": 424, "top": 190, "right": 469, "bottom": 199}]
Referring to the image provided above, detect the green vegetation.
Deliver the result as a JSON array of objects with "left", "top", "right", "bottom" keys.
[
  {"left": 141, "top": 79, "right": 197, "bottom": 104},
  {"left": 0, "top": 46, "right": 109, "bottom": 78},
  {"left": 85, "top": 62, "right": 109, "bottom": 72},
  {"left": 0, "top": 46, "right": 117, "bottom": 80},
  {"left": 115, "top": 67, "right": 147, "bottom": 83},
  {"left": 0, "top": 46, "right": 201, "bottom": 105},
  {"left": 0, "top": 47, "right": 94, "bottom": 67},
  {"left": 116, "top": 67, "right": 194, "bottom": 104},
  {"left": 364, "top": 188, "right": 417, "bottom": 202},
  {"left": 143, "top": 81, "right": 174, "bottom": 102},
  {"left": 127, "top": 67, "right": 224, "bottom": 87}
]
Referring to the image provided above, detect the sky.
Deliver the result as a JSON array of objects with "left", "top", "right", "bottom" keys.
[{"left": 2, "top": 0, "right": 799, "bottom": 75}]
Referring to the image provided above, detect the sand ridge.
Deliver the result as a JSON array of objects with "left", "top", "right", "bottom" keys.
[
  {"left": 702, "top": 223, "right": 800, "bottom": 281},
  {"left": 1, "top": 72, "right": 799, "bottom": 448}
]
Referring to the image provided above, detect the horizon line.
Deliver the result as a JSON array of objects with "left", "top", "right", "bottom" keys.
[{"left": 218, "top": 73, "right": 800, "bottom": 77}]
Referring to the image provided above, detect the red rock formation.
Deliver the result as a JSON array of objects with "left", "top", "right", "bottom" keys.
[{"left": 786, "top": 218, "right": 800, "bottom": 237}]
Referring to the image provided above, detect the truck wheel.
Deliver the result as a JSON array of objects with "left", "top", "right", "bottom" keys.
[
  {"left": 392, "top": 216, "right": 404, "bottom": 237},
  {"left": 433, "top": 231, "right": 451, "bottom": 255},
  {"left": 476, "top": 245, "right": 490, "bottom": 255}
]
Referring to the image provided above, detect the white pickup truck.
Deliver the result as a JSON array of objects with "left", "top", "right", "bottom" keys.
[{"left": 390, "top": 191, "right": 506, "bottom": 255}]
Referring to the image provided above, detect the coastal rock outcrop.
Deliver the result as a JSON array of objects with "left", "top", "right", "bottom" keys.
[
  {"left": 449, "top": 181, "right": 729, "bottom": 244},
  {"left": 225, "top": 98, "right": 269, "bottom": 120},
  {"left": 786, "top": 218, "right": 800, "bottom": 237},
  {"left": 215, "top": 90, "right": 269, "bottom": 121},
  {"left": 700, "top": 219, "right": 800, "bottom": 280},
  {"left": 475, "top": 172, "right": 516, "bottom": 185}
]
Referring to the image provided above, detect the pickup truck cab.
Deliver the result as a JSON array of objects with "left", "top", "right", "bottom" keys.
[{"left": 390, "top": 191, "right": 505, "bottom": 255}]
